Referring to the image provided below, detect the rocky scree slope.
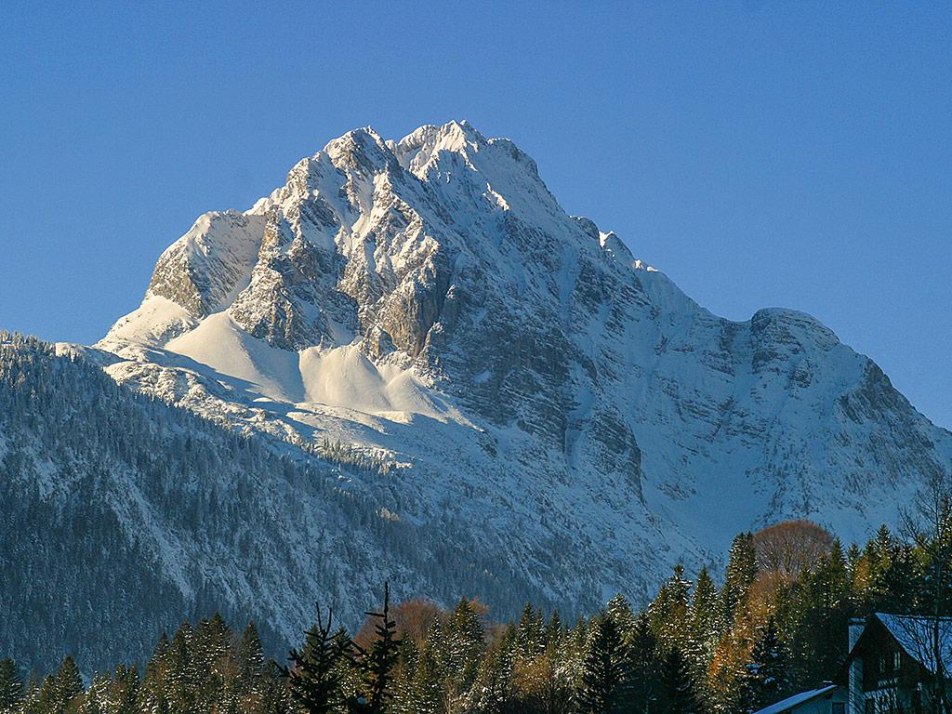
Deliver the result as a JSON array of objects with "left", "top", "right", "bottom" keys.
[{"left": 91, "top": 120, "right": 951, "bottom": 619}]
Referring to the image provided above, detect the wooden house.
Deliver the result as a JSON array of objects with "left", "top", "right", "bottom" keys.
[{"left": 847, "top": 612, "right": 952, "bottom": 712}]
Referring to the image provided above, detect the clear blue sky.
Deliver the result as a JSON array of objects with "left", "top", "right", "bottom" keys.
[{"left": 2, "top": 2, "right": 950, "bottom": 428}]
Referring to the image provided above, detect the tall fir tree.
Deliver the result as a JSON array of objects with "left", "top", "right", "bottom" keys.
[
  {"left": 742, "top": 617, "right": 787, "bottom": 712},
  {"left": 109, "top": 664, "right": 140, "bottom": 714},
  {"left": 516, "top": 604, "right": 547, "bottom": 658},
  {"left": 141, "top": 631, "right": 173, "bottom": 714},
  {"left": 576, "top": 616, "right": 631, "bottom": 714},
  {"left": 649, "top": 565, "right": 693, "bottom": 653},
  {"left": 627, "top": 614, "right": 661, "bottom": 714},
  {"left": 0, "top": 659, "right": 23, "bottom": 713},
  {"left": 193, "top": 614, "right": 233, "bottom": 713},
  {"left": 658, "top": 647, "right": 704, "bottom": 714},
  {"left": 512, "top": 611, "right": 573, "bottom": 714},
  {"left": 81, "top": 674, "right": 108, "bottom": 714},
  {"left": 54, "top": 656, "right": 84, "bottom": 713},
  {"left": 286, "top": 605, "right": 348, "bottom": 714},
  {"left": 404, "top": 638, "right": 444, "bottom": 714},
  {"left": 687, "top": 567, "right": 722, "bottom": 674},
  {"left": 167, "top": 622, "right": 197, "bottom": 714},
  {"left": 779, "top": 540, "right": 853, "bottom": 690},
  {"left": 351, "top": 583, "right": 401, "bottom": 714},
  {"left": 235, "top": 621, "right": 266, "bottom": 706},
  {"left": 28, "top": 673, "right": 60, "bottom": 714},
  {"left": 605, "top": 595, "right": 637, "bottom": 635},
  {"left": 260, "top": 659, "right": 295, "bottom": 714},
  {"left": 443, "top": 598, "right": 485, "bottom": 697},
  {"left": 469, "top": 624, "right": 517, "bottom": 714},
  {"left": 721, "top": 533, "right": 758, "bottom": 627}
]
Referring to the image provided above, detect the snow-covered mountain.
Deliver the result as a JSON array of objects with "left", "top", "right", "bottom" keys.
[
  {"left": 77, "top": 120, "right": 949, "bottom": 638},
  {"left": 0, "top": 335, "right": 550, "bottom": 674}
]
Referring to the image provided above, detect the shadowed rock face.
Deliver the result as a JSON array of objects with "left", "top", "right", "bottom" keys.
[
  {"left": 98, "top": 121, "right": 952, "bottom": 617},
  {"left": 147, "top": 211, "right": 266, "bottom": 318}
]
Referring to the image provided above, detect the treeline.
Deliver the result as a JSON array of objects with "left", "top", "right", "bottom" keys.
[{"left": 0, "top": 517, "right": 945, "bottom": 714}]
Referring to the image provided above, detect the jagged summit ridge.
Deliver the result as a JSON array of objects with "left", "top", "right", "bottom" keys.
[
  {"left": 105, "top": 120, "right": 625, "bottom": 352},
  {"left": 93, "top": 120, "right": 952, "bottom": 616}
]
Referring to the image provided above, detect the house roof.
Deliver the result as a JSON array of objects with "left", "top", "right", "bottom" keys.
[
  {"left": 875, "top": 612, "right": 952, "bottom": 675},
  {"left": 753, "top": 684, "right": 840, "bottom": 714}
]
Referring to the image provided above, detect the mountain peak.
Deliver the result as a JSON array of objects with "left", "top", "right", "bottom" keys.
[
  {"left": 95, "top": 121, "right": 952, "bottom": 640},
  {"left": 396, "top": 119, "right": 485, "bottom": 160},
  {"left": 322, "top": 125, "right": 395, "bottom": 176}
]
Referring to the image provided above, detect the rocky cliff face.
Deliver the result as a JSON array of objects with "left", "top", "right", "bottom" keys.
[{"left": 95, "top": 120, "right": 952, "bottom": 610}]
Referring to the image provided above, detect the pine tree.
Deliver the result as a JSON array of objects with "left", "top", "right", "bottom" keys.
[
  {"left": 649, "top": 564, "right": 692, "bottom": 653},
  {"left": 605, "top": 595, "right": 637, "bottom": 635},
  {"left": 627, "top": 614, "right": 661, "bottom": 714},
  {"left": 516, "top": 603, "right": 547, "bottom": 658},
  {"left": 30, "top": 674, "right": 60, "bottom": 714},
  {"left": 856, "top": 524, "right": 898, "bottom": 610},
  {"left": 141, "top": 632, "right": 173, "bottom": 714},
  {"left": 139, "top": 632, "right": 169, "bottom": 714},
  {"left": 404, "top": 638, "right": 443, "bottom": 714},
  {"left": 109, "top": 665, "right": 139, "bottom": 714},
  {"left": 235, "top": 621, "right": 265, "bottom": 706},
  {"left": 778, "top": 540, "right": 853, "bottom": 691},
  {"left": 438, "top": 598, "right": 486, "bottom": 708},
  {"left": 81, "top": 674, "right": 108, "bottom": 714},
  {"left": 286, "top": 605, "right": 348, "bottom": 714},
  {"left": 260, "top": 659, "right": 294, "bottom": 714},
  {"left": 721, "top": 533, "right": 758, "bottom": 626},
  {"left": 742, "top": 618, "right": 787, "bottom": 712},
  {"left": 512, "top": 610, "right": 574, "bottom": 714},
  {"left": 546, "top": 611, "right": 564, "bottom": 645},
  {"left": 576, "top": 615, "right": 630, "bottom": 714},
  {"left": 469, "top": 623, "right": 517, "bottom": 714},
  {"left": 688, "top": 567, "right": 721, "bottom": 673},
  {"left": 351, "top": 583, "right": 401, "bottom": 713},
  {"left": 54, "top": 656, "right": 84, "bottom": 713},
  {"left": 388, "top": 638, "right": 416, "bottom": 714},
  {"left": 658, "top": 647, "right": 704, "bottom": 714},
  {"left": 166, "top": 622, "right": 196, "bottom": 714},
  {"left": 193, "top": 614, "right": 233, "bottom": 712},
  {"left": 0, "top": 659, "right": 23, "bottom": 713}
]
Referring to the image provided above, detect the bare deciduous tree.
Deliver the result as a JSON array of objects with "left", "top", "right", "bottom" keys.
[
  {"left": 752, "top": 520, "right": 834, "bottom": 579},
  {"left": 900, "top": 474, "right": 952, "bottom": 714}
]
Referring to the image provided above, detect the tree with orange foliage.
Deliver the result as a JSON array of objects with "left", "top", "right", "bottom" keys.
[
  {"left": 354, "top": 597, "right": 443, "bottom": 652},
  {"left": 752, "top": 520, "right": 834, "bottom": 579}
]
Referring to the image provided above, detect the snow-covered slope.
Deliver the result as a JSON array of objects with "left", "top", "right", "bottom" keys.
[
  {"left": 95, "top": 120, "right": 952, "bottom": 612},
  {"left": 0, "top": 335, "right": 553, "bottom": 674}
]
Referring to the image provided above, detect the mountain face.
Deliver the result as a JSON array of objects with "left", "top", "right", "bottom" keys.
[
  {"left": 24, "top": 119, "right": 947, "bottom": 666},
  {"left": 0, "top": 335, "right": 550, "bottom": 674}
]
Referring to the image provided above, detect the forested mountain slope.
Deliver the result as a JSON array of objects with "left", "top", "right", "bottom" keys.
[{"left": 0, "top": 335, "right": 556, "bottom": 673}]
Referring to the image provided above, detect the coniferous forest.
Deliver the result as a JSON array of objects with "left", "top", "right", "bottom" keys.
[{"left": 3, "top": 516, "right": 950, "bottom": 714}]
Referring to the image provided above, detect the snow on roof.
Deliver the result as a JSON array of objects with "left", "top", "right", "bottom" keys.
[
  {"left": 753, "top": 685, "right": 840, "bottom": 714},
  {"left": 875, "top": 612, "right": 952, "bottom": 674}
]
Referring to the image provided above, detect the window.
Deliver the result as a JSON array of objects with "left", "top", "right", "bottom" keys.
[
  {"left": 893, "top": 650, "right": 901, "bottom": 670},
  {"left": 879, "top": 655, "right": 887, "bottom": 674},
  {"left": 832, "top": 703, "right": 845, "bottom": 714}
]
